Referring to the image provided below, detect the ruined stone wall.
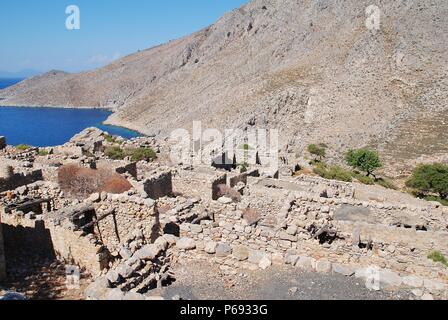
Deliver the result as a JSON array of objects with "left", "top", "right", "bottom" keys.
[
  {"left": 1, "top": 213, "right": 106, "bottom": 277},
  {"left": 0, "top": 170, "right": 43, "bottom": 193},
  {"left": 179, "top": 187, "right": 448, "bottom": 294},
  {"left": 143, "top": 170, "right": 173, "bottom": 200},
  {"left": 293, "top": 175, "right": 355, "bottom": 198},
  {"left": 0, "top": 214, "right": 6, "bottom": 281},
  {"left": 93, "top": 196, "right": 159, "bottom": 252},
  {"left": 173, "top": 169, "right": 227, "bottom": 201}
]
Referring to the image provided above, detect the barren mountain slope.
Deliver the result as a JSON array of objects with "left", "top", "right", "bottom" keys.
[{"left": 1, "top": 0, "right": 447, "bottom": 169}]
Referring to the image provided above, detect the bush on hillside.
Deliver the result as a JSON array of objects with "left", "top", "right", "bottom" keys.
[
  {"left": 308, "top": 144, "right": 326, "bottom": 162},
  {"left": 16, "top": 144, "right": 32, "bottom": 151},
  {"left": 406, "top": 163, "right": 448, "bottom": 199},
  {"left": 105, "top": 146, "right": 126, "bottom": 160},
  {"left": 128, "top": 147, "right": 157, "bottom": 162},
  {"left": 345, "top": 148, "right": 382, "bottom": 177},
  {"left": 313, "top": 163, "right": 352, "bottom": 182}
]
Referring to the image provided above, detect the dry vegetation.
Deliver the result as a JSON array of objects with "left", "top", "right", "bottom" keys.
[{"left": 58, "top": 164, "right": 132, "bottom": 198}]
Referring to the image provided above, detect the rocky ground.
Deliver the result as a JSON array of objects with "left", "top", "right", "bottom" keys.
[
  {"left": 1, "top": 128, "right": 447, "bottom": 301},
  {"left": 163, "top": 260, "right": 411, "bottom": 300},
  {"left": 1, "top": 260, "right": 89, "bottom": 300}
]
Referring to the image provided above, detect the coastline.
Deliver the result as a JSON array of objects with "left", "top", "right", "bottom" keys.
[{"left": 0, "top": 104, "right": 147, "bottom": 138}]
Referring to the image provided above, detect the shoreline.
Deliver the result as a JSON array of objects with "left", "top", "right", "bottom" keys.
[{"left": 0, "top": 104, "right": 147, "bottom": 138}]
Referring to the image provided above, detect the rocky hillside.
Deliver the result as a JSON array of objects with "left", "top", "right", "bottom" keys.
[{"left": 1, "top": 0, "right": 447, "bottom": 170}]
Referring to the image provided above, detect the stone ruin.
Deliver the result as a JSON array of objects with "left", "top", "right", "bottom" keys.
[
  {"left": 0, "top": 214, "right": 6, "bottom": 281},
  {"left": 0, "top": 129, "right": 447, "bottom": 300}
]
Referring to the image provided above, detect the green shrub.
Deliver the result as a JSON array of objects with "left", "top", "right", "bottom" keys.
[
  {"left": 428, "top": 251, "right": 448, "bottom": 268},
  {"left": 105, "top": 146, "right": 126, "bottom": 160},
  {"left": 406, "top": 163, "right": 448, "bottom": 199},
  {"left": 103, "top": 134, "right": 118, "bottom": 144},
  {"left": 422, "top": 195, "right": 448, "bottom": 207},
  {"left": 16, "top": 144, "right": 32, "bottom": 151},
  {"left": 38, "top": 149, "right": 49, "bottom": 156},
  {"left": 375, "top": 177, "right": 397, "bottom": 190},
  {"left": 308, "top": 144, "right": 326, "bottom": 161},
  {"left": 345, "top": 148, "right": 382, "bottom": 177},
  {"left": 128, "top": 147, "right": 157, "bottom": 162},
  {"left": 313, "top": 163, "right": 352, "bottom": 182},
  {"left": 353, "top": 174, "right": 375, "bottom": 185}
]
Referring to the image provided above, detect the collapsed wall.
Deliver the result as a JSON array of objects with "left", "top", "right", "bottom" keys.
[
  {"left": 177, "top": 176, "right": 448, "bottom": 295},
  {"left": 0, "top": 214, "right": 6, "bottom": 281},
  {"left": 0, "top": 165, "right": 43, "bottom": 193}
]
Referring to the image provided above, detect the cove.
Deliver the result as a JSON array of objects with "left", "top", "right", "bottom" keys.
[{"left": 0, "top": 106, "right": 140, "bottom": 147}]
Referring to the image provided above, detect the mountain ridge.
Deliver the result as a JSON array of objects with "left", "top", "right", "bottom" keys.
[{"left": 1, "top": 0, "right": 447, "bottom": 172}]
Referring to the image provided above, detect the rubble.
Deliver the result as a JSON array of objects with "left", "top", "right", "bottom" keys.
[{"left": 0, "top": 128, "right": 447, "bottom": 300}]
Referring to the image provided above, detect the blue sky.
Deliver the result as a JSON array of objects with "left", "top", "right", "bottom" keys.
[{"left": 0, "top": 0, "right": 247, "bottom": 74}]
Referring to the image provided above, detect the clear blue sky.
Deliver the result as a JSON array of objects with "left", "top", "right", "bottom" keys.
[{"left": 0, "top": 0, "right": 248, "bottom": 73}]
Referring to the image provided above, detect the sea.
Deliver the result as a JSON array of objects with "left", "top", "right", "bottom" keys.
[{"left": 0, "top": 78, "right": 140, "bottom": 147}]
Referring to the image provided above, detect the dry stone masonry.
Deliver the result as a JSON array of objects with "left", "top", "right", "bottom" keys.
[{"left": 0, "top": 128, "right": 447, "bottom": 300}]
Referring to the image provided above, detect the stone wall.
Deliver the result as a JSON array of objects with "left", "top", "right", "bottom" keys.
[
  {"left": 177, "top": 183, "right": 448, "bottom": 295},
  {"left": 0, "top": 169, "right": 43, "bottom": 193},
  {"left": 1, "top": 212, "right": 107, "bottom": 277},
  {"left": 143, "top": 169, "right": 173, "bottom": 200},
  {"left": 173, "top": 168, "right": 227, "bottom": 201},
  {"left": 96, "top": 160, "right": 137, "bottom": 179},
  {"left": 92, "top": 196, "right": 160, "bottom": 252},
  {"left": 293, "top": 175, "right": 355, "bottom": 198},
  {"left": 0, "top": 213, "right": 6, "bottom": 281}
]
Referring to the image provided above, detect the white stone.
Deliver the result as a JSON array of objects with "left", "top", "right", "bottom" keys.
[
  {"left": 424, "top": 279, "right": 446, "bottom": 291},
  {"left": 332, "top": 264, "right": 355, "bottom": 276},
  {"left": 379, "top": 269, "right": 402, "bottom": 288},
  {"left": 259, "top": 256, "right": 272, "bottom": 270},
  {"left": 218, "top": 197, "right": 233, "bottom": 204},
  {"left": 315, "top": 260, "right": 332, "bottom": 273},
  {"left": 205, "top": 241, "right": 217, "bottom": 254},
  {"left": 295, "top": 256, "right": 316, "bottom": 271},
  {"left": 402, "top": 275, "right": 424, "bottom": 288},
  {"left": 421, "top": 293, "right": 434, "bottom": 300},
  {"left": 176, "top": 237, "right": 196, "bottom": 250}
]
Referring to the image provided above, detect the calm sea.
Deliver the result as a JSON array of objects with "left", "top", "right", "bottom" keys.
[{"left": 0, "top": 78, "right": 140, "bottom": 147}]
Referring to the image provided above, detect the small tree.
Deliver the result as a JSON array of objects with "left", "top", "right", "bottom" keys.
[
  {"left": 345, "top": 148, "right": 382, "bottom": 177},
  {"left": 308, "top": 144, "right": 326, "bottom": 162},
  {"left": 406, "top": 163, "right": 448, "bottom": 199}
]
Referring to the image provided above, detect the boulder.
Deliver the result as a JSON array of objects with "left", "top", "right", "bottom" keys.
[
  {"left": 259, "top": 256, "right": 272, "bottom": 270},
  {"left": 232, "top": 246, "right": 249, "bottom": 261},
  {"left": 402, "top": 275, "right": 424, "bottom": 288},
  {"left": 85, "top": 277, "right": 110, "bottom": 300},
  {"left": 216, "top": 243, "right": 232, "bottom": 257},
  {"left": 134, "top": 244, "right": 161, "bottom": 261},
  {"left": 205, "top": 241, "right": 217, "bottom": 254},
  {"left": 332, "top": 264, "right": 355, "bottom": 276},
  {"left": 176, "top": 237, "right": 196, "bottom": 250},
  {"left": 103, "top": 288, "right": 125, "bottom": 301},
  {"left": 248, "top": 250, "right": 267, "bottom": 264},
  {"left": 315, "top": 260, "right": 332, "bottom": 273},
  {"left": 295, "top": 256, "right": 316, "bottom": 271}
]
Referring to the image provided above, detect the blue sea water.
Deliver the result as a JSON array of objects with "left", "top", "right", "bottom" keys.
[
  {"left": 0, "top": 79, "right": 140, "bottom": 147},
  {"left": 0, "top": 78, "right": 24, "bottom": 89}
]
